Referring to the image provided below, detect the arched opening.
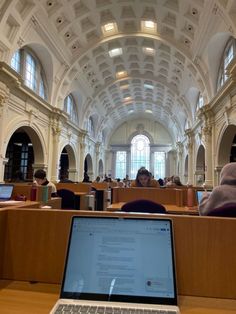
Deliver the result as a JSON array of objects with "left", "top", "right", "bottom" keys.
[
  {"left": 196, "top": 145, "right": 205, "bottom": 185},
  {"left": 59, "top": 148, "right": 69, "bottom": 180},
  {"left": 130, "top": 134, "right": 150, "bottom": 179},
  {"left": 59, "top": 145, "right": 77, "bottom": 181},
  {"left": 83, "top": 154, "right": 93, "bottom": 181},
  {"left": 4, "top": 130, "right": 34, "bottom": 181},
  {"left": 98, "top": 159, "right": 104, "bottom": 178},
  {"left": 218, "top": 125, "right": 236, "bottom": 166}
]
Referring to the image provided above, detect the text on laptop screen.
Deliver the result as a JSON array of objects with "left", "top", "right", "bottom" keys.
[{"left": 62, "top": 217, "right": 177, "bottom": 303}]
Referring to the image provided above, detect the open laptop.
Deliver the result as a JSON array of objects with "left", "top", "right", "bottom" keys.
[
  {"left": 50, "top": 216, "right": 180, "bottom": 314},
  {"left": 0, "top": 184, "right": 14, "bottom": 201},
  {"left": 196, "top": 190, "right": 212, "bottom": 205}
]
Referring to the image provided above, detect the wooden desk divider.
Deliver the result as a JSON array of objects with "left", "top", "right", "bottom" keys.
[
  {"left": 12, "top": 184, "right": 51, "bottom": 203},
  {"left": 111, "top": 187, "right": 186, "bottom": 206},
  {"left": 1, "top": 209, "right": 236, "bottom": 300}
]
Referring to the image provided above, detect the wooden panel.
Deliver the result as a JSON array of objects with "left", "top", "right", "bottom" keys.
[
  {"left": 111, "top": 187, "right": 185, "bottom": 206},
  {"left": 0, "top": 210, "right": 7, "bottom": 277},
  {"left": 1, "top": 209, "right": 236, "bottom": 299},
  {"left": 91, "top": 182, "right": 109, "bottom": 190},
  {"left": 56, "top": 183, "right": 91, "bottom": 193},
  {"left": 1, "top": 281, "right": 236, "bottom": 314}
]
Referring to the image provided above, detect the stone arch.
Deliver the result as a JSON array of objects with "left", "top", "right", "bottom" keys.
[
  {"left": 84, "top": 153, "right": 93, "bottom": 180},
  {"left": 217, "top": 124, "right": 236, "bottom": 166},
  {"left": 59, "top": 144, "right": 77, "bottom": 181}
]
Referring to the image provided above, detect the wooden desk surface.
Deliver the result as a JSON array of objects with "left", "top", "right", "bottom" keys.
[
  {"left": 0, "top": 281, "right": 235, "bottom": 314},
  {"left": 107, "top": 202, "right": 199, "bottom": 215}
]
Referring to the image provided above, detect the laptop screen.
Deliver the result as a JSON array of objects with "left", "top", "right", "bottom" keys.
[
  {"left": 0, "top": 184, "right": 14, "bottom": 200},
  {"left": 196, "top": 190, "right": 212, "bottom": 204},
  {"left": 61, "top": 216, "right": 177, "bottom": 306}
]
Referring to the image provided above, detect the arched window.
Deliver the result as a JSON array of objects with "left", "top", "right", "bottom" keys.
[
  {"left": 115, "top": 151, "right": 127, "bottom": 179},
  {"left": 87, "top": 117, "right": 95, "bottom": 138},
  {"left": 10, "top": 48, "right": 47, "bottom": 100},
  {"left": 217, "top": 37, "right": 236, "bottom": 91},
  {"left": 64, "top": 94, "right": 78, "bottom": 123},
  {"left": 196, "top": 93, "right": 204, "bottom": 112},
  {"left": 130, "top": 134, "right": 150, "bottom": 178},
  {"left": 154, "top": 152, "right": 165, "bottom": 179}
]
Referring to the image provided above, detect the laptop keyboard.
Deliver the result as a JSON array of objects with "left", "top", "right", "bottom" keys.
[{"left": 54, "top": 304, "right": 177, "bottom": 314}]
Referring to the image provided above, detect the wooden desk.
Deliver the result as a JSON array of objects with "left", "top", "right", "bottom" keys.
[
  {"left": 107, "top": 202, "right": 199, "bottom": 215},
  {"left": 0, "top": 280, "right": 236, "bottom": 314}
]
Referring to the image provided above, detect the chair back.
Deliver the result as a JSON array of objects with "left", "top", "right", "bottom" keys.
[
  {"left": 121, "top": 199, "right": 166, "bottom": 213},
  {"left": 207, "top": 203, "right": 236, "bottom": 217},
  {"left": 57, "top": 189, "right": 75, "bottom": 209}
]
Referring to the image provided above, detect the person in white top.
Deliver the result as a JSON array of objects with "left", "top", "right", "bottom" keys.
[{"left": 33, "top": 169, "right": 57, "bottom": 197}]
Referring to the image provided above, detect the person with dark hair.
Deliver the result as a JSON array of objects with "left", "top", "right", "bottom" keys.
[
  {"left": 82, "top": 172, "right": 91, "bottom": 183},
  {"left": 34, "top": 169, "right": 57, "bottom": 196},
  {"left": 131, "top": 168, "right": 160, "bottom": 187},
  {"left": 59, "top": 173, "right": 73, "bottom": 183}
]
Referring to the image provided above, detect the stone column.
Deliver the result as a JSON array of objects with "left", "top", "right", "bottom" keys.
[
  {"left": 0, "top": 84, "right": 10, "bottom": 182},
  {"left": 214, "top": 166, "right": 223, "bottom": 185},
  {"left": 185, "top": 129, "right": 194, "bottom": 185},
  {"left": 79, "top": 142, "right": 86, "bottom": 182},
  {"left": 50, "top": 126, "right": 61, "bottom": 182},
  {"left": 176, "top": 141, "right": 183, "bottom": 179},
  {"left": 202, "top": 126, "right": 213, "bottom": 187}
]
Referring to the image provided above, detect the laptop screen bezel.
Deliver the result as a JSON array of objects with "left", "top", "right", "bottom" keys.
[{"left": 60, "top": 215, "right": 178, "bottom": 306}]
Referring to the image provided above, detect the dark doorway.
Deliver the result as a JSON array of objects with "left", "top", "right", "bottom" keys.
[
  {"left": 230, "top": 134, "right": 236, "bottom": 162},
  {"left": 59, "top": 147, "right": 69, "bottom": 179},
  {"left": 4, "top": 131, "right": 34, "bottom": 181}
]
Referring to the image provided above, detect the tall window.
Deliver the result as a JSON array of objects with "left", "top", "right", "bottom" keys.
[
  {"left": 115, "top": 151, "right": 127, "bottom": 179},
  {"left": 10, "top": 48, "right": 47, "bottom": 100},
  {"left": 87, "top": 117, "right": 95, "bottom": 138},
  {"left": 154, "top": 152, "right": 165, "bottom": 179},
  {"left": 130, "top": 134, "right": 150, "bottom": 178},
  {"left": 64, "top": 94, "right": 78, "bottom": 123},
  {"left": 196, "top": 93, "right": 204, "bottom": 112},
  {"left": 217, "top": 37, "right": 236, "bottom": 91}
]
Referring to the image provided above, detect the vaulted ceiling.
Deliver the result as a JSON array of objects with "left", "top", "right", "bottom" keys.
[{"left": 2, "top": 0, "right": 236, "bottom": 142}]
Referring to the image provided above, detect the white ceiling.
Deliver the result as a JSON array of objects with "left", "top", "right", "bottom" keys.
[{"left": 2, "top": 0, "right": 236, "bottom": 142}]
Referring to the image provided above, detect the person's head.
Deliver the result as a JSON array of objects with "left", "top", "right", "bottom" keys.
[
  {"left": 95, "top": 176, "right": 100, "bottom": 182},
  {"left": 173, "top": 176, "right": 183, "bottom": 186},
  {"left": 220, "top": 162, "right": 236, "bottom": 185},
  {"left": 135, "top": 168, "right": 151, "bottom": 187},
  {"left": 34, "top": 169, "right": 47, "bottom": 185}
]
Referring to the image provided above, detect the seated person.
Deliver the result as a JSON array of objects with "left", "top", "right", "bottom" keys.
[
  {"left": 131, "top": 168, "right": 160, "bottom": 187},
  {"left": 34, "top": 169, "right": 57, "bottom": 197},
  {"left": 199, "top": 162, "right": 236, "bottom": 215},
  {"left": 82, "top": 172, "right": 91, "bottom": 183},
  {"left": 59, "top": 173, "right": 73, "bottom": 183},
  {"left": 173, "top": 175, "right": 184, "bottom": 186}
]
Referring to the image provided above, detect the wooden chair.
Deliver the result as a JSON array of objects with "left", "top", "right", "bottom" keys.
[
  {"left": 207, "top": 203, "right": 236, "bottom": 217},
  {"left": 121, "top": 199, "right": 166, "bottom": 213}
]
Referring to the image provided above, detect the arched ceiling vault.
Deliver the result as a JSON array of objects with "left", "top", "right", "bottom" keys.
[{"left": 7, "top": 0, "right": 234, "bottom": 142}]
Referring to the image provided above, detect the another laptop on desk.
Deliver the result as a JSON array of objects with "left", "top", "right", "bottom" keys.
[
  {"left": 196, "top": 190, "right": 212, "bottom": 205},
  {"left": 0, "top": 184, "right": 14, "bottom": 201},
  {"left": 50, "top": 216, "right": 180, "bottom": 314}
]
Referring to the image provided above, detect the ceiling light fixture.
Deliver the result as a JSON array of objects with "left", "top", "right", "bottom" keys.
[
  {"left": 144, "top": 83, "right": 154, "bottom": 89},
  {"left": 116, "top": 71, "right": 127, "bottom": 78},
  {"left": 141, "top": 20, "right": 157, "bottom": 33},
  {"left": 143, "top": 47, "right": 155, "bottom": 55},
  {"left": 102, "top": 22, "right": 118, "bottom": 36},
  {"left": 109, "top": 48, "right": 123, "bottom": 58}
]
